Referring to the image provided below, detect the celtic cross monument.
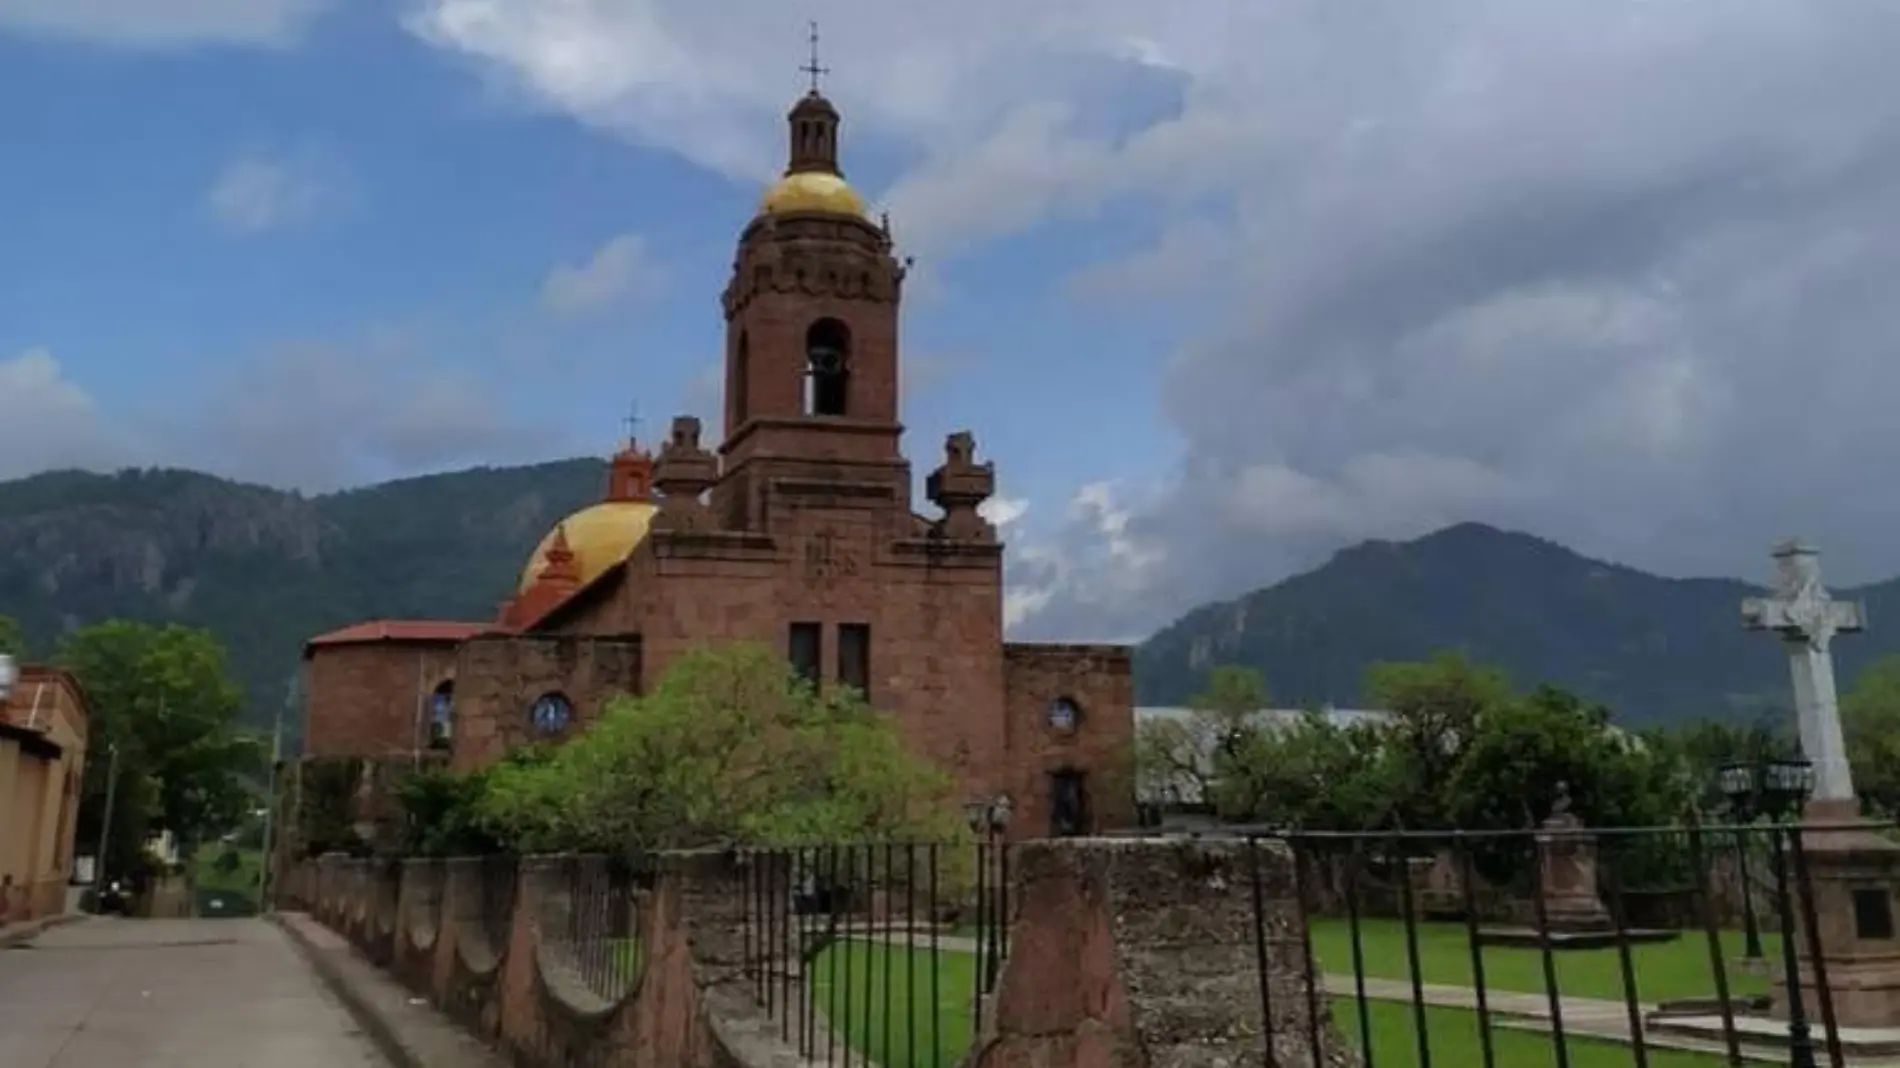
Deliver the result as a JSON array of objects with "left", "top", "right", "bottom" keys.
[{"left": 1741, "top": 539, "right": 1864, "bottom": 807}]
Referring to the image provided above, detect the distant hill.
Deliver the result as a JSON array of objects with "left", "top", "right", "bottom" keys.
[
  {"left": 3, "top": 464, "right": 1892, "bottom": 737},
  {"left": 1134, "top": 522, "right": 1900, "bottom": 725},
  {"left": 0, "top": 462, "right": 607, "bottom": 740}
]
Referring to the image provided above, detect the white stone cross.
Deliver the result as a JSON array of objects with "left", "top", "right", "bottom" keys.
[{"left": 1741, "top": 539, "right": 1865, "bottom": 803}]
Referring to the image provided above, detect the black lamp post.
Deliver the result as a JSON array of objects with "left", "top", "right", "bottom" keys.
[
  {"left": 1717, "top": 761, "right": 1766, "bottom": 961},
  {"left": 1759, "top": 757, "right": 1819, "bottom": 1068},
  {"left": 964, "top": 795, "right": 1013, "bottom": 990}
]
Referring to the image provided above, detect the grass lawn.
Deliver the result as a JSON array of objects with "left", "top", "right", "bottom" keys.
[
  {"left": 808, "top": 938, "right": 1743, "bottom": 1068},
  {"left": 809, "top": 939, "right": 978, "bottom": 1068},
  {"left": 1308, "top": 918, "right": 1775, "bottom": 1003},
  {"left": 1336, "top": 998, "right": 1729, "bottom": 1068},
  {"left": 612, "top": 938, "right": 644, "bottom": 985}
]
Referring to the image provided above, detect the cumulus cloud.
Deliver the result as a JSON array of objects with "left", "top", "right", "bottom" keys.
[
  {"left": 0, "top": 0, "right": 329, "bottom": 48},
  {"left": 169, "top": 334, "right": 570, "bottom": 490},
  {"left": 542, "top": 233, "right": 665, "bottom": 316},
  {"left": 0, "top": 338, "right": 570, "bottom": 492},
  {"left": 409, "top": 1, "right": 1900, "bottom": 641},
  {"left": 205, "top": 151, "right": 340, "bottom": 234},
  {"left": 0, "top": 349, "right": 131, "bottom": 479}
]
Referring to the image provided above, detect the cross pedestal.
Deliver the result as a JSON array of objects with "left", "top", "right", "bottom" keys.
[
  {"left": 1744, "top": 540, "right": 1900, "bottom": 1028},
  {"left": 1538, "top": 809, "right": 1612, "bottom": 932}
]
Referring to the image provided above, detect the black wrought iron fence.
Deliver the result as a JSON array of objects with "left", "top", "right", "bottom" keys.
[
  {"left": 1223, "top": 819, "right": 1900, "bottom": 1068},
  {"left": 549, "top": 853, "right": 656, "bottom": 1005},
  {"left": 734, "top": 841, "right": 1008, "bottom": 1068}
]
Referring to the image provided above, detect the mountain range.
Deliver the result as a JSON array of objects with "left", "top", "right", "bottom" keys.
[
  {"left": 2, "top": 464, "right": 1887, "bottom": 738},
  {"left": 1135, "top": 522, "right": 1898, "bottom": 724}
]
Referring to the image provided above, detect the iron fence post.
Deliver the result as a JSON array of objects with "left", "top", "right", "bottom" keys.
[{"left": 1769, "top": 825, "right": 1818, "bottom": 1068}]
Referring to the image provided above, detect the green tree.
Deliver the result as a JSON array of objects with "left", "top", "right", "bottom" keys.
[
  {"left": 59, "top": 620, "right": 261, "bottom": 876},
  {"left": 1660, "top": 716, "right": 1796, "bottom": 816},
  {"left": 1216, "top": 710, "right": 1401, "bottom": 829},
  {"left": 1365, "top": 651, "right": 1512, "bottom": 828},
  {"left": 1844, "top": 655, "right": 1900, "bottom": 818},
  {"left": 0, "top": 615, "right": 24, "bottom": 659},
  {"left": 1135, "top": 665, "right": 1269, "bottom": 814},
  {"left": 476, "top": 643, "right": 968, "bottom": 853},
  {"left": 1445, "top": 685, "right": 1689, "bottom": 832},
  {"left": 395, "top": 760, "right": 520, "bottom": 857}
]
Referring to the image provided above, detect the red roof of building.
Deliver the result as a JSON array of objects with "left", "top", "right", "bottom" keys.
[
  {"left": 1, "top": 664, "right": 90, "bottom": 733},
  {"left": 304, "top": 619, "right": 489, "bottom": 653}
]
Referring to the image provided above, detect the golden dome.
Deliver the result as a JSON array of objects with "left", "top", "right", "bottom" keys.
[
  {"left": 517, "top": 500, "right": 658, "bottom": 595},
  {"left": 760, "top": 171, "right": 867, "bottom": 218}
]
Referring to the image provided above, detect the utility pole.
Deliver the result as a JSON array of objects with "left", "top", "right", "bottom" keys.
[
  {"left": 258, "top": 673, "right": 295, "bottom": 913},
  {"left": 93, "top": 740, "right": 121, "bottom": 891}
]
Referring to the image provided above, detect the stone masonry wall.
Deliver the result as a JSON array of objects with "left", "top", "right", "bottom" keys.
[
  {"left": 288, "top": 837, "right": 1349, "bottom": 1068},
  {"left": 304, "top": 642, "right": 461, "bottom": 759},
  {"left": 451, "top": 636, "right": 642, "bottom": 772},
  {"left": 970, "top": 837, "right": 1355, "bottom": 1068},
  {"left": 1002, "top": 644, "right": 1137, "bottom": 838}
]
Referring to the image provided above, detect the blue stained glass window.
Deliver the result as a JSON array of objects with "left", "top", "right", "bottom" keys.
[
  {"left": 530, "top": 693, "right": 574, "bottom": 737},
  {"left": 429, "top": 683, "right": 454, "bottom": 749},
  {"left": 1047, "top": 696, "right": 1081, "bottom": 733}
]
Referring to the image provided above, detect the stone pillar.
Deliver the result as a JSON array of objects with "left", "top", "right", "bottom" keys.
[
  {"left": 967, "top": 837, "right": 1356, "bottom": 1068},
  {"left": 1537, "top": 810, "right": 1611, "bottom": 932},
  {"left": 1777, "top": 819, "right": 1900, "bottom": 1028}
]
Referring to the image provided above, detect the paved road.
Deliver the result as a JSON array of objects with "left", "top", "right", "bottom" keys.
[{"left": 0, "top": 917, "right": 385, "bottom": 1068}]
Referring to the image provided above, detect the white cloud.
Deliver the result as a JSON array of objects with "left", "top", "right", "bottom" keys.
[
  {"left": 541, "top": 233, "right": 665, "bottom": 317},
  {"left": 0, "top": 337, "right": 571, "bottom": 492},
  {"left": 0, "top": 349, "right": 129, "bottom": 478},
  {"left": 0, "top": 0, "right": 330, "bottom": 48},
  {"left": 170, "top": 334, "right": 568, "bottom": 490},
  {"left": 205, "top": 152, "right": 338, "bottom": 235},
  {"left": 979, "top": 496, "right": 1028, "bottom": 530},
  {"left": 405, "top": 1, "right": 1900, "bottom": 642}
]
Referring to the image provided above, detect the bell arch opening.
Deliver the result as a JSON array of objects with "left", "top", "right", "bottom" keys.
[{"left": 804, "top": 318, "right": 851, "bottom": 416}]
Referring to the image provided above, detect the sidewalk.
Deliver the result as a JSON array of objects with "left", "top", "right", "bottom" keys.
[{"left": 0, "top": 917, "right": 386, "bottom": 1067}]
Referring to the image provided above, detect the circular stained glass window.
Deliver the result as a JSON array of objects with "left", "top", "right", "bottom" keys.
[
  {"left": 1047, "top": 696, "right": 1081, "bottom": 733},
  {"left": 530, "top": 693, "right": 574, "bottom": 737}
]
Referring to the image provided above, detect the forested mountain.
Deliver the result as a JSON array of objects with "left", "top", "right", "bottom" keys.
[
  {"left": 3, "top": 463, "right": 1888, "bottom": 734},
  {"left": 1135, "top": 522, "right": 1900, "bottom": 724},
  {"left": 0, "top": 462, "right": 605, "bottom": 735}
]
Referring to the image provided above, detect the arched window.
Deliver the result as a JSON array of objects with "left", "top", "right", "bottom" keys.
[
  {"left": 529, "top": 692, "right": 574, "bottom": 738},
  {"left": 804, "top": 318, "right": 851, "bottom": 416},
  {"left": 428, "top": 681, "right": 455, "bottom": 750}
]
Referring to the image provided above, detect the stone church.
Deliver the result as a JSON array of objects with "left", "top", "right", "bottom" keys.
[{"left": 299, "top": 85, "right": 1134, "bottom": 841}]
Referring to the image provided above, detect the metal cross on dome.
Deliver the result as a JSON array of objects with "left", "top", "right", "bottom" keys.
[
  {"left": 622, "top": 400, "right": 642, "bottom": 443},
  {"left": 801, "top": 21, "right": 830, "bottom": 92}
]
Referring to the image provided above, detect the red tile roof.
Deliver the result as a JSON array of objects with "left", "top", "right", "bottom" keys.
[{"left": 304, "top": 619, "right": 489, "bottom": 651}]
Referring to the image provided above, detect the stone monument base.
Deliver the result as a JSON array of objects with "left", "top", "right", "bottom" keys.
[
  {"left": 1771, "top": 799, "right": 1900, "bottom": 1030},
  {"left": 1647, "top": 1011, "right": 1900, "bottom": 1060},
  {"left": 1544, "top": 893, "right": 1615, "bottom": 932},
  {"left": 1476, "top": 925, "right": 1678, "bottom": 951}
]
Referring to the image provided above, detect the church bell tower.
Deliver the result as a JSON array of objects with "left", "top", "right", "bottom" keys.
[{"left": 718, "top": 70, "right": 908, "bottom": 480}]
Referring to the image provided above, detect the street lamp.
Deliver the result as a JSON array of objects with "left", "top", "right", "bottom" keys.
[
  {"left": 964, "top": 795, "right": 1013, "bottom": 990},
  {"left": 1757, "top": 756, "right": 1820, "bottom": 1068},
  {"left": 1717, "top": 761, "right": 1766, "bottom": 961},
  {"left": 1760, "top": 758, "right": 1817, "bottom": 821}
]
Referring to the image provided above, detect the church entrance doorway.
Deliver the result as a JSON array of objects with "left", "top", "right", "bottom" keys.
[{"left": 1049, "top": 769, "right": 1090, "bottom": 837}]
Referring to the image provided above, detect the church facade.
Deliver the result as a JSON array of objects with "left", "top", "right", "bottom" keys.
[{"left": 299, "top": 87, "right": 1134, "bottom": 842}]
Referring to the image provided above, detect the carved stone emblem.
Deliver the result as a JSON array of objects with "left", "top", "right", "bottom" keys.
[{"left": 803, "top": 528, "right": 859, "bottom": 583}]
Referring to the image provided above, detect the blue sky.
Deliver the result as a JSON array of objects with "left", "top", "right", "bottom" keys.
[{"left": 6, "top": 2, "right": 1900, "bottom": 642}]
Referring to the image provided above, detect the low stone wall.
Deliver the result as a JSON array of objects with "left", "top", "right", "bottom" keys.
[
  {"left": 0, "top": 875, "right": 64, "bottom": 923},
  {"left": 291, "top": 839, "right": 1353, "bottom": 1068}
]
